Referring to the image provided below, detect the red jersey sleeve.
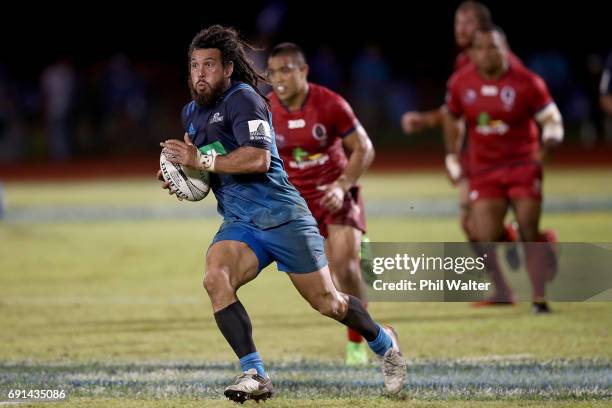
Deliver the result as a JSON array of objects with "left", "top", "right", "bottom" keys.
[
  {"left": 330, "top": 93, "right": 358, "bottom": 137},
  {"left": 445, "top": 74, "right": 463, "bottom": 117},
  {"left": 528, "top": 73, "right": 554, "bottom": 115}
]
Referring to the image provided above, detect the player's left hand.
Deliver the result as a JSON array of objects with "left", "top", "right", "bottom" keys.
[{"left": 160, "top": 133, "right": 200, "bottom": 169}]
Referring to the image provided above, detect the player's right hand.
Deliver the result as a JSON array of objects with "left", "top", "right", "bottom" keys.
[
  {"left": 445, "top": 153, "right": 463, "bottom": 185},
  {"left": 401, "top": 111, "right": 424, "bottom": 134},
  {"left": 156, "top": 169, "right": 183, "bottom": 201}
]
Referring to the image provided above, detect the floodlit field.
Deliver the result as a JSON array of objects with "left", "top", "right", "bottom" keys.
[{"left": 1, "top": 169, "right": 611, "bottom": 406}]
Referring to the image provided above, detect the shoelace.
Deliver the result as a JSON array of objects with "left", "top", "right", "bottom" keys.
[
  {"left": 383, "top": 355, "right": 405, "bottom": 377},
  {"left": 233, "top": 372, "right": 265, "bottom": 384}
]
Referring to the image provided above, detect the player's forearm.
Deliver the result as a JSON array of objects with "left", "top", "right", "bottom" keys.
[
  {"left": 424, "top": 108, "right": 444, "bottom": 128},
  {"left": 340, "top": 137, "right": 375, "bottom": 190},
  {"left": 535, "top": 103, "right": 564, "bottom": 150},
  {"left": 209, "top": 147, "right": 271, "bottom": 174},
  {"left": 442, "top": 112, "right": 462, "bottom": 154}
]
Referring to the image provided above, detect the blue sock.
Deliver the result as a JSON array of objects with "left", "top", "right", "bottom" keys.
[
  {"left": 239, "top": 351, "right": 266, "bottom": 377},
  {"left": 367, "top": 324, "right": 393, "bottom": 356}
]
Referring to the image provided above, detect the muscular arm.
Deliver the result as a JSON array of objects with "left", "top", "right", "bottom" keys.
[
  {"left": 441, "top": 110, "right": 464, "bottom": 182},
  {"left": 338, "top": 125, "right": 375, "bottom": 191},
  {"left": 442, "top": 110, "right": 464, "bottom": 155},
  {"left": 160, "top": 134, "right": 271, "bottom": 175},
  {"left": 319, "top": 125, "right": 374, "bottom": 213},
  {"left": 212, "top": 146, "right": 271, "bottom": 174},
  {"left": 401, "top": 107, "right": 444, "bottom": 134}
]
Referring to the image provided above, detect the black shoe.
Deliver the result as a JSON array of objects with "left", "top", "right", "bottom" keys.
[
  {"left": 532, "top": 301, "right": 551, "bottom": 314},
  {"left": 505, "top": 243, "right": 521, "bottom": 271}
]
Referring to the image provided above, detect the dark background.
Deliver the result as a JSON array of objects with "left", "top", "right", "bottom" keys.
[{"left": 0, "top": 1, "right": 610, "bottom": 164}]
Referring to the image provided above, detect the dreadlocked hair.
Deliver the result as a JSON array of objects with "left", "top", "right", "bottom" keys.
[{"left": 189, "top": 25, "right": 269, "bottom": 104}]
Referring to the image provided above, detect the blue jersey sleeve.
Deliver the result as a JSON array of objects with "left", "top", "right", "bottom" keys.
[
  {"left": 181, "top": 101, "right": 197, "bottom": 133},
  {"left": 227, "top": 90, "right": 272, "bottom": 150}
]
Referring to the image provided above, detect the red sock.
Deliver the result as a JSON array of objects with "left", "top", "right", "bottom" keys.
[
  {"left": 347, "top": 302, "right": 366, "bottom": 343},
  {"left": 501, "top": 223, "right": 518, "bottom": 242}
]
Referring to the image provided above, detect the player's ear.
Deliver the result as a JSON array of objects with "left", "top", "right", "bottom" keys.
[
  {"left": 302, "top": 63, "right": 309, "bottom": 78},
  {"left": 224, "top": 61, "right": 234, "bottom": 78}
]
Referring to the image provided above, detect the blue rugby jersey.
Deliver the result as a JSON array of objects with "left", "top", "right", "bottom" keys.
[{"left": 181, "top": 81, "right": 310, "bottom": 229}]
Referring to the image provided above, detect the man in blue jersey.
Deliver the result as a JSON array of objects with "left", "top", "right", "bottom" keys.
[{"left": 157, "top": 26, "right": 406, "bottom": 402}]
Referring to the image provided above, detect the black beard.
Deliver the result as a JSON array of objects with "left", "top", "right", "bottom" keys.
[{"left": 189, "top": 79, "right": 227, "bottom": 108}]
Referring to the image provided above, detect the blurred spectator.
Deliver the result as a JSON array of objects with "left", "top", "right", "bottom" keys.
[
  {"left": 350, "top": 43, "right": 391, "bottom": 131},
  {"left": 309, "top": 45, "right": 344, "bottom": 92},
  {"left": 600, "top": 51, "right": 612, "bottom": 144},
  {"left": 0, "top": 65, "right": 24, "bottom": 162},
  {"left": 98, "top": 54, "right": 149, "bottom": 152},
  {"left": 246, "top": 35, "right": 272, "bottom": 95},
  {"left": 528, "top": 51, "right": 597, "bottom": 146},
  {"left": 249, "top": 1, "right": 288, "bottom": 95},
  {"left": 384, "top": 80, "right": 418, "bottom": 128},
  {"left": 41, "top": 58, "right": 77, "bottom": 160},
  {"left": 256, "top": 1, "right": 286, "bottom": 38},
  {"left": 527, "top": 51, "right": 573, "bottom": 116}
]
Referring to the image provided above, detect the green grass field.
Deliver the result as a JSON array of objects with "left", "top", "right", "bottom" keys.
[{"left": 1, "top": 169, "right": 611, "bottom": 406}]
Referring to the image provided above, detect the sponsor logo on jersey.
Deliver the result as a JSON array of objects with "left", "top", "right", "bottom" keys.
[
  {"left": 312, "top": 123, "right": 328, "bottom": 145},
  {"left": 464, "top": 88, "right": 477, "bottom": 104},
  {"left": 209, "top": 112, "right": 224, "bottom": 124},
  {"left": 248, "top": 120, "right": 272, "bottom": 143},
  {"left": 290, "top": 147, "right": 329, "bottom": 169},
  {"left": 199, "top": 140, "right": 227, "bottom": 156},
  {"left": 500, "top": 86, "right": 516, "bottom": 108},
  {"left": 288, "top": 119, "right": 306, "bottom": 129},
  {"left": 481, "top": 85, "right": 498, "bottom": 96},
  {"left": 188, "top": 123, "right": 196, "bottom": 136},
  {"left": 476, "top": 112, "right": 509, "bottom": 135}
]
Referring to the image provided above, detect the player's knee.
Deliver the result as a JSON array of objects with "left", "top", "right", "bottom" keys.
[
  {"left": 311, "top": 292, "right": 344, "bottom": 319},
  {"left": 203, "top": 266, "right": 232, "bottom": 299}
]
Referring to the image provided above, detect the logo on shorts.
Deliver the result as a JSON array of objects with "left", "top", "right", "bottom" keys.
[
  {"left": 533, "top": 178, "right": 541, "bottom": 193},
  {"left": 469, "top": 190, "right": 479, "bottom": 201}
]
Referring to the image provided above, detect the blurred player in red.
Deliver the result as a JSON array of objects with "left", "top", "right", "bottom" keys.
[
  {"left": 401, "top": 1, "right": 531, "bottom": 304},
  {"left": 443, "top": 25, "right": 562, "bottom": 313},
  {"left": 267, "top": 43, "right": 375, "bottom": 363}
]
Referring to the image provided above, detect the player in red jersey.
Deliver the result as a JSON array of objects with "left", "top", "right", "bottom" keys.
[
  {"left": 443, "top": 25, "right": 563, "bottom": 313},
  {"left": 267, "top": 43, "right": 375, "bottom": 364},
  {"left": 401, "top": 2, "right": 526, "bottom": 296}
]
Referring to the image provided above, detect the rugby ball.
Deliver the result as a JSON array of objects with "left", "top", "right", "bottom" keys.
[{"left": 159, "top": 151, "right": 211, "bottom": 201}]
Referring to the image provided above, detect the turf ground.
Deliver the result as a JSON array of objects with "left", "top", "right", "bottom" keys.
[{"left": 1, "top": 168, "right": 611, "bottom": 406}]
